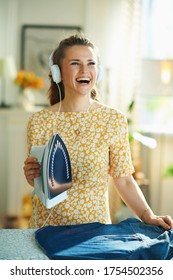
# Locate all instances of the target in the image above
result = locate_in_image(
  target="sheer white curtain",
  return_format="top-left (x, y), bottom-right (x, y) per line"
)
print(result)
top-left (107, 0), bottom-right (143, 222)
top-left (107, 0), bottom-right (142, 114)
top-left (85, 0), bottom-right (142, 114)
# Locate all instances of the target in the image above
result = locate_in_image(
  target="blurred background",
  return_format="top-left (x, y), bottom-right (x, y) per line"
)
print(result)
top-left (0, 0), bottom-right (173, 228)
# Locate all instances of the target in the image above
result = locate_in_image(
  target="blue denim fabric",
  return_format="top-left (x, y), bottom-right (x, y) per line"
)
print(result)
top-left (35, 218), bottom-right (173, 260)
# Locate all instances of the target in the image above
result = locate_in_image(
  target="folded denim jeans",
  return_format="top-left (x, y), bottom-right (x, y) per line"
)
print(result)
top-left (35, 218), bottom-right (173, 260)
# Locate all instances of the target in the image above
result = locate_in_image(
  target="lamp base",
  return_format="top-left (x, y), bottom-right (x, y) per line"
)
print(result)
top-left (0, 101), bottom-right (11, 108)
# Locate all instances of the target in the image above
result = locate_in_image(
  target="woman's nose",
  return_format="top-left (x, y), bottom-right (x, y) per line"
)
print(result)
top-left (80, 64), bottom-right (88, 73)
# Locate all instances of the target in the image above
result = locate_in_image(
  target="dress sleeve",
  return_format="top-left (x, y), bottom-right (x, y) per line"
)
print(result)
top-left (109, 112), bottom-right (135, 178)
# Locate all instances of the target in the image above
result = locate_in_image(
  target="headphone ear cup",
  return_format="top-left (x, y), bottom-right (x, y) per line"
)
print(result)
top-left (97, 64), bottom-right (103, 84)
top-left (51, 64), bottom-right (61, 84)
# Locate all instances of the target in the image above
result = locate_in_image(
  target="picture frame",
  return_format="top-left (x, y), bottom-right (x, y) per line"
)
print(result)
top-left (20, 24), bottom-right (82, 103)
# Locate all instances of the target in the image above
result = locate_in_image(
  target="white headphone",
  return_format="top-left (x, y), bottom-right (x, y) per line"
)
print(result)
top-left (49, 52), bottom-right (61, 84)
top-left (49, 52), bottom-right (103, 84)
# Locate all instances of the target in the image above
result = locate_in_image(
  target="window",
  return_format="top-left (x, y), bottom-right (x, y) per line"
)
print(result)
top-left (138, 0), bottom-right (173, 133)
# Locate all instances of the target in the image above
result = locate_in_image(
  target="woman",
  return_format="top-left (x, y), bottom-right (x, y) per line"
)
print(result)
top-left (24, 34), bottom-right (173, 229)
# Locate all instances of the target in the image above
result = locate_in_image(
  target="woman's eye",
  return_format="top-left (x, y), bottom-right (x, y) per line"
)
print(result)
top-left (89, 61), bottom-right (96, 66)
top-left (71, 62), bottom-right (79, 65)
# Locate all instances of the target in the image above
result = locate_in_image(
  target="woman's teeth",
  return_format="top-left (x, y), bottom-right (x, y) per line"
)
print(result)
top-left (76, 78), bottom-right (90, 83)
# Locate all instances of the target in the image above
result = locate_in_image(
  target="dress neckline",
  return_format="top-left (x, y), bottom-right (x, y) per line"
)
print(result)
top-left (43, 105), bottom-right (107, 115)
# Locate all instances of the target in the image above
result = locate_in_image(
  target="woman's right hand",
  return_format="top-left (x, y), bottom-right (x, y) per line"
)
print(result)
top-left (23, 157), bottom-right (41, 187)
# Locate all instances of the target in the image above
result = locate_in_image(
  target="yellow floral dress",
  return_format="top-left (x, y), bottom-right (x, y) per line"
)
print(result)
top-left (27, 105), bottom-right (134, 228)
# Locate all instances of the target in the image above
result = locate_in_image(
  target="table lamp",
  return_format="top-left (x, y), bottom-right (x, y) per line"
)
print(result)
top-left (0, 56), bottom-right (17, 108)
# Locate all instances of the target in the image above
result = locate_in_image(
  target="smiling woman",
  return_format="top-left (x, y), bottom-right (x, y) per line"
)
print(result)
top-left (59, 45), bottom-right (98, 102)
top-left (47, 34), bottom-right (101, 108)
top-left (23, 34), bottom-right (173, 232)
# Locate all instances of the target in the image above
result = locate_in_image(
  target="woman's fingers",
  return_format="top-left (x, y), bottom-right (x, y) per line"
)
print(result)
top-left (154, 215), bottom-right (173, 230)
top-left (162, 215), bottom-right (173, 229)
top-left (24, 156), bottom-right (38, 166)
top-left (23, 157), bottom-right (41, 186)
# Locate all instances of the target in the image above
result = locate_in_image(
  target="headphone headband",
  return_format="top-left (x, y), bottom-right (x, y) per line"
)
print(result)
top-left (49, 52), bottom-right (54, 68)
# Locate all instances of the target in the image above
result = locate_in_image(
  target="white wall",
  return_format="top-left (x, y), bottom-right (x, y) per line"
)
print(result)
top-left (18, 0), bottom-right (85, 26)
top-left (0, 0), bottom-right (125, 106)
top-left (0, 0), bottom-right (86, 57)
top-left (0, 0), bottom-right (19, 105)
top-left (0, 0), bottom-right (87, 105)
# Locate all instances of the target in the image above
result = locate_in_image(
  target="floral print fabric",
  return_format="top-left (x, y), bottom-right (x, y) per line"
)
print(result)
top-left (27, 106), bottom-right (134, 228)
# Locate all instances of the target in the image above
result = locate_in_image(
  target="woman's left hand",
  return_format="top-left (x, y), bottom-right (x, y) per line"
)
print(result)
top-left (143, 212), bottom-right (173, 230)
top-left (113, 175), bottom-right (173, 230)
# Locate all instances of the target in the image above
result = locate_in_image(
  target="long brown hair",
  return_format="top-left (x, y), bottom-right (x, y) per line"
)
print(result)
top-left (48, 34), bottom-right (100, 105)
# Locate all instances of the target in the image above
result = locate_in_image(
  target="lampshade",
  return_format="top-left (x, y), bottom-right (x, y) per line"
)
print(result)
top-left (0, 56), bottom-right (17, 108)
top-left (161, 61), bottom-right (172, 85)
top-left (0, 56), bottom-right (17, 79)
top-left (141, 59), bottom-right (173, 96)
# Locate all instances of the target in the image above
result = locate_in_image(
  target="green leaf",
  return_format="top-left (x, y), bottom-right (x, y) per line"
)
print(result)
top-left (163, 165), bottom-right (173, 178)
top-left (128, 100), bottom-right (135, 112)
